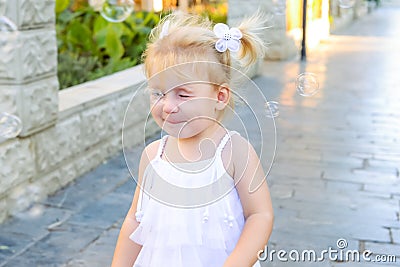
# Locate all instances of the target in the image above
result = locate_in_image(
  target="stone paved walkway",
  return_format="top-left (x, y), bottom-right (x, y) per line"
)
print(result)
top-left (1, 1), bottom-right (400, 266)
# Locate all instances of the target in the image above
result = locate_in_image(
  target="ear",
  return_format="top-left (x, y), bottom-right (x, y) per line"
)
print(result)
top-left (215, 83), bottom-right (230, 111)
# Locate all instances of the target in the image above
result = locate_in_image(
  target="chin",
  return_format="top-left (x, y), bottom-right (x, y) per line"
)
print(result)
top-left (163, 125), bottom-right (203, 139)
top-left (163, 129), bottom-right (194, 139)
top-left (156, 119), bottom-right (213, 139)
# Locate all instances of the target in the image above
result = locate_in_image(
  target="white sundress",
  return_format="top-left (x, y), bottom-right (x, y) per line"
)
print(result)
top-left (130, 132), bottom-right (261, 267)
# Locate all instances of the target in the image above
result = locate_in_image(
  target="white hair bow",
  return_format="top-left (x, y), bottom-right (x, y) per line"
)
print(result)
top-left (213, 23), bottom-right (242, 52)
top-left (159, 20), bottom-right (170, 39)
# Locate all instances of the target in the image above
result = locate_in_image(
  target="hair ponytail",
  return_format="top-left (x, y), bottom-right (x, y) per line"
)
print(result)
top-left (143, 11), bottom-right (269, 82)
top-left (235, 12), bottom-right (269, 67)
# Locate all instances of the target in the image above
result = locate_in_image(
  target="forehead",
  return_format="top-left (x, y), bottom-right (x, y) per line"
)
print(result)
top-left (147, 63), bottom-right (213, 90)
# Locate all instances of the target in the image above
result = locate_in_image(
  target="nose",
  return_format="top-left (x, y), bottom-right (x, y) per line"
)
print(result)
top-left (162, 94), bottom-right (179, 114)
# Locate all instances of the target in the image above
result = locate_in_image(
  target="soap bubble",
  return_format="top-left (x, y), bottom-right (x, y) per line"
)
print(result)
top-left (0, 112), bottom-right (22, 139)
top-left (338, 0), bottom-right (356, 8)
top-left (265, 101), bottom-right (279, 118)
top-left (295, 72), bottom-right (319, 97)
top-left (0, 15), bottom-right (17, 32)
top-left (100, 0), bottom-right (134, 23)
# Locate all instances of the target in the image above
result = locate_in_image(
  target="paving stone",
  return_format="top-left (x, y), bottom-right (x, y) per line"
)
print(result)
top-left (270, 184), bottom-right (294, 199)
top-left (349, 152), bottom-right (374, 160)
top-left (67, 191), bottom-right (132, 230)
top-left (322, 169), bottom-right (398, 185)
top-left (365, 242), bottom-right (400, 266)
top-left (0, 233), bottom-right (29, 260)
top-left (358, 189), bottom-right (393, 199)
top-left (330, 261), bottom-right (399, 267)
top-left (269, 229), bottom-right (358, 250)
top-left (270, 162), bottom-right (322, 180)
top-left (266, 261), bottom-right (332, 267)
top-left (62, 228), bottom-right (120, 267)
top-left (2, 223), bottom-right (101, 267)
top-left (373, 152), bottom-right (400, 162)
top-left (41, 155), bottom-right (131, 211)
top-left (267, 230), bottom-right (365, 266)
top-left (364, 241), bottom-right (400, 258)
top-left (363, 183), bottom-right (400, 195)
top-left (325, 180), bottom-right (363, 193)
top-left (391, 228), bottom-right (400, 245)
top-left (0, 204), bottom-right (71, 261)
top-left (268, 175), bottom-right (325, 189)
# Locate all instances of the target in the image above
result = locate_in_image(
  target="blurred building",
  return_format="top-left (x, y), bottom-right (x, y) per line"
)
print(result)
top-left (138, 0), bottom-right (368, 60)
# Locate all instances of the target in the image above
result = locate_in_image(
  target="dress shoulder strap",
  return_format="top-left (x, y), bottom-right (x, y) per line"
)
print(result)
top-left (216, 130), bottom-right (239, 156)
top-left (156, 135), bottom-right (169, 158)
top-left (136, 136), bottom-right (169, 222)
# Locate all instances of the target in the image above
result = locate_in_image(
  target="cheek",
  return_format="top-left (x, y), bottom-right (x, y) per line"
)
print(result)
top-left (150, 102), bottom-right (162, 119)
top-left (183, 98), bottom-right (216, 114)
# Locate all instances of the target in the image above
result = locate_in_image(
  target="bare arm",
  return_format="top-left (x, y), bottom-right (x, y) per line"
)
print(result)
top-left (223, 136), bottom-right (274, 267)
top-left (111, 185), bottom-right (142, 267)
top-left (111, 141), bottom-right (159, 267)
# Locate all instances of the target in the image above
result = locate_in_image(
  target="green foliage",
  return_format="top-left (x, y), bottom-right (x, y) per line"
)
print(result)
top-left (190, 2), bottom-right (228, 24)
top-left (55, 0), bottom-right (70, 14)
top-left (56, 6), bottom-right (161, 89)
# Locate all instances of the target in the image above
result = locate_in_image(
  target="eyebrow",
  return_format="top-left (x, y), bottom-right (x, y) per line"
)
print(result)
top-left (160, 86), bottom-right (194, 94)
top-left (147, 83), bottom-right (196, 94)
top-left (175, 86), bottom-right (193, 93)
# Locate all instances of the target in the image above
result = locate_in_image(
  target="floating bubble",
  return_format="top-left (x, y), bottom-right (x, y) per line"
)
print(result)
top-left (295, 72), bottom-right (319, 97)
top-left (338, 0), bottom-right (356, 8)
top-left (265, 101), bottom-right (279, 118)
top-left (0, 15), bottom-right (17, 32)
top-left (0, 112), bottom-right (22, 139)
top-left (100, 0), bottom-right (134, 23)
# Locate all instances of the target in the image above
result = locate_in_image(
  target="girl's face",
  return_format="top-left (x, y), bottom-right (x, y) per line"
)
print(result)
top-left (148, 69), bottom-right (224, 139)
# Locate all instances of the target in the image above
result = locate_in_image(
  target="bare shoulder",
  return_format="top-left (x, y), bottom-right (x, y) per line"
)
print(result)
top-left (231, 133), bottom-right (251, 149)
top-left (231, 133), bottom-right (255, 159)
top-left (136, 139), bottom-right (161, 182)
top-left (221, 133), bottom-right (256, 178)
top-left (229, 133), bottom-right (261, 180)
top-left (140, 139), bottom-right (161, 165)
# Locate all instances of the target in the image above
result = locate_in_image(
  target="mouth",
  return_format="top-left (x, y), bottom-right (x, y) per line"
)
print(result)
top-left (163, 118), bottom-right (184, 125)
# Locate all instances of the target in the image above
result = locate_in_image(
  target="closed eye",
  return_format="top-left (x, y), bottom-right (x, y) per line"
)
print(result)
top-left (153, 92), bottom-right (164, 97)
top-left (149, 89), bottom-right (164, 98)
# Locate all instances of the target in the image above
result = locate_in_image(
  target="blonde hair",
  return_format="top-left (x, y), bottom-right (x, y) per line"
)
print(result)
top-left (142, 11), bottom-right (268, 110)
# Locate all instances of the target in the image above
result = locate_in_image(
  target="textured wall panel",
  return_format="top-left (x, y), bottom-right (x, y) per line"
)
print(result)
top-left (34, 114), bottom-right (81, 172)
top-left (0, 138), bottom-right (35, 197)
top-left (0, 86), bottom-right (17, 115)
top-left (3, 0), bottom-right (55, 30)
top-left (0, 30), bottom-right (57, 83)
top-left (80, 103), bottom-right (119, 149)
top-left (18, 76), bottom-right (59, 136)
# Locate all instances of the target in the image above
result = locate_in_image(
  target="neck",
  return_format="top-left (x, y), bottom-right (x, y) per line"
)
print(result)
top-left (177, 123), bottom-right (223, 146)
top-left (170, 124), bottom-right (225, 162)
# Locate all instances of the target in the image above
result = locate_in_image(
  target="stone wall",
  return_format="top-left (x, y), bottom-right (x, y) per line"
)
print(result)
top-left (0, 1), bottom-right (159, 223)
top-left (0, 0), bottom-right (59, 136)
top-left (0, 0), bottom-right (55, 222)
top-left (0, 64), bottom-right (158, 223)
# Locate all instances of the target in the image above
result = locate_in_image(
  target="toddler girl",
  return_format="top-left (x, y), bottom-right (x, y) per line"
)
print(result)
top-left (112, 12), bottom-right (273, 267)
